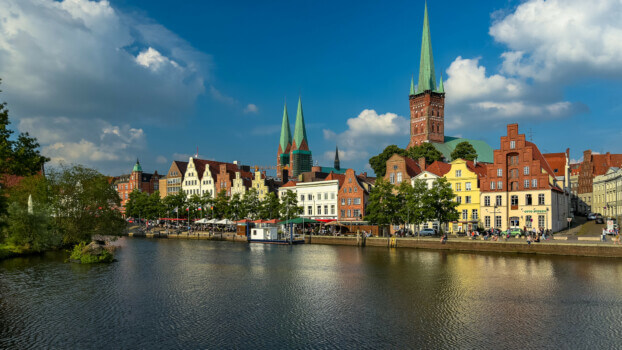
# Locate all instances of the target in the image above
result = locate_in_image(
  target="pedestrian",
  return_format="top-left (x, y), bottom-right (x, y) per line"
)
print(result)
top-left (602, 228), bottom-right (607, 242)
top-left (526, 235), bottom-right (532, 245)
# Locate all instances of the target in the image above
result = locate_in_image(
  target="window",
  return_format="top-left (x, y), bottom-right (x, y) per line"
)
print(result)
top-left (456, 170), bottom-right (462, 177)
top-left (343, 188), bottom-right (347, 193)
top-left (348, 210), bottom-right (352, 217)
top-left (354, 198), bottom-right (361, 205)
top-left (511, 195), bottom-right (518, 206)
top-left (456, 183), bottom-right (462, 192)
top-left (341, 210), bottom-right (345, 218)
top-left (308, 194), bottom-right (312, 200)
top-left (341, 198), bottom-right (345, 205)
top-left (397, 172), bottom-right (403, 183)
top-left (456, 196), bottom-right (462, 204)
top-left (390, 173), bottom-right (395, 184)
top-left (538, 194), bottom-right (545, 205)
top-left (347, 198), bottom-right (351, 205)
top-left (393, 165), bottom-right (398, 170)
top-left (331, 205), bottom-right (335, 215)
top-left (524, 180), bottom-right (530, 189)
top-left (532, 179), bottom-right (538, 188)
top-left (510, 169), bottom-right (518, 178)
top-left (465, 196), bottom-right (471, 204)
top-left (465, 182), bottom-right (471, 191)
top-left (497, 181), bottom-right (503, 190)
top-left (462, 210), bottom-right (468, 220)
top-left (524, 166), bottom-right (530, 175)
top-left (496, 195), bottom-right (502, 206)
top-left (324, 205), bottom-right (328, 215)
top-left (472, 209), bottom-right (478, 220)
top-left (354, 187), bottom-right (357, 192)
top-left (348, 178), bottom-right (352, 183)
top-left (485, 216), bottom-right (491, 228)
top-left (538, 215), bottom-right (545, 228)
top-left (317, 205), bottom-right (321, 215)
top-left (510, 140), bottom-right (516, 149)
top-left (484, 196), bottom-right (490, 206)
top-left (331, 193), bottom-right (335, 199)
top-left (308, 206), bottom-right (312, 215)
top-left (526, 194), bottom-right (532, 205)
top-left (301, 195), bottom-right (304, 202)
top-left (348, 188), bottom-right (352, 193)
top-left (526, 215), bottom-right (532, 228)
top-left (497, 169), bottom-right (503, 177)
top-left (491, 182), bottom-right (496, 190)
top-left (495, 216), bottom-right (502, 228)
top-left (353, 209), bottom-right (360, 218)
top-left (511, 182), bottom-right (518, 191)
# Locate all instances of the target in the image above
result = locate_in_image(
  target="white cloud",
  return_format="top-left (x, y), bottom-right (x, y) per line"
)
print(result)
top-left (442, 0), bottom-right (622, 131)
top-left (19, 116), bottom-right (147, 173)
top-left (135, 47), bottom-right (179, 71)
top-left (244, 103), bottom-right (259, 114)
top-left (209, 85), bottom-right (236, 105)
top-left (323, 109), bottom-right (409, 162)
top-left (156, 155), bottom-right (167, 164)
top-left (490, 0), bottom-right (622, 81)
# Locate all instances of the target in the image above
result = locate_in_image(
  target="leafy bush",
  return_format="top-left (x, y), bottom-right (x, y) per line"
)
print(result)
top-left (69, 242), bottom-right (114, 264)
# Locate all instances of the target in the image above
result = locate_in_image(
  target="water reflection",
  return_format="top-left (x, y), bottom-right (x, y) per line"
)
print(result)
top-left (1, 239), bottom-right (622, 349)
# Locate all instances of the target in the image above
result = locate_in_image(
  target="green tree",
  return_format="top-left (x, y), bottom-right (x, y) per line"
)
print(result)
top-left (405, 143), bottom-right (443, 164)
top-left (163, 191), bottom-right (187, 218)
top-left (365, 177), bottom-right (400, 236)
top-left (279, 190), bottom-right (302, 220)
top-left (47, 165), bottom-right (125, 245)
top-left (227, 193), bottom-right (245, 220)
top-left (259, 192), bottom-right (281, 220)
top-left (397, 179), bottom-right (430, 231)
top-left (450, 141), bottom-right (478, 161)
top-left (368, 145), bottom-right (406, 177)
top-left (0, 79), bottom-right (48, 178)
top-left (424, 177), bottom-right (459, 232)
top-left (124, 189), bottom-right (148, 219)
top-left (212, 190), bottom-right (229, 219)
top-left (243, 188), bottom-right (261, 219)
top-left (5, 201), bottom-right (56, 252)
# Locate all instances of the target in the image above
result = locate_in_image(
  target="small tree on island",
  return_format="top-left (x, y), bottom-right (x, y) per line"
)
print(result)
top-left (450, 141), bottom-right (478, 161)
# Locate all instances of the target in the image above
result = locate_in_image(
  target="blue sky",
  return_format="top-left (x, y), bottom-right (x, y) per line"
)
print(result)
top-left (1, 0), bottom-right (622, 176)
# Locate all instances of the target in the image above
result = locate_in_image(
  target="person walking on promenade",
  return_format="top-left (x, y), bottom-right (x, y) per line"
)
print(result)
top-left (602, 228), bottom-right (607, 242)
top-left (613, 234), bottom-right (620, 245)
top-left (526, 235), bottom-right (532, 245)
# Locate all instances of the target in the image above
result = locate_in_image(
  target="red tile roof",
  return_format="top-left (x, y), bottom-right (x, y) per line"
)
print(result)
top-left (465, 160), bottom-right (488, 178)
top-left (425, 161), bottom-right (451, 177)
top-left (543, 153), bottom-right (566, 175)
top-left (526, 141), bottom-right (556, 178)
top-left (403, 156), bottom-right (423, 177)
top-left (591, 153), bottom-right (622, 177)
top-left (281, 180), bottom-right (298, 188)
top-left (325, 172), bottom-right (346, 187)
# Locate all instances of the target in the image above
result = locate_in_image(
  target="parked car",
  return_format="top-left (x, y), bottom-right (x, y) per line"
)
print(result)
top-left (596, 216), bottom-right (604, 224)
top-left (587, 213), bottom-right (596, 220)
top-left (502, 228), bottom-right (524, 237)
top-left (418, 228), bottom-right (437, 236)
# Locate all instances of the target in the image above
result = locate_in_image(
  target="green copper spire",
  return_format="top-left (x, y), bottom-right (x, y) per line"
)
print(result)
top-left (293, 96), bottom-right (308, 148)
top-left (410, 74), bottom-right (415, 95)
top-left (133, 158), bottom-right (142, 172)
top-left (417, 1), bottom-right (436, 93)
top-left (437, 73), bottom-right (444, 93)
top-left (279, 102), bottom-right (292, 152)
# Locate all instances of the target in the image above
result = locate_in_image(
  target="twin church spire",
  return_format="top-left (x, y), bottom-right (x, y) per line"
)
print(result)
top-left (277, 96), bottom-right (312, 177)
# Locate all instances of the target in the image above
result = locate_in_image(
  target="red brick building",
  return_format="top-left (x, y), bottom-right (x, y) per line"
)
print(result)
top-left (577, 150), bottom-right (622, 213)
top-left (338, 169), bottom-right (369, 221)
top-left (384, 154), bottom-right (424, 186)
top-left (114, 159), bottom-right (162, 214)
top-left (480, 124), bottom-right (569, 232)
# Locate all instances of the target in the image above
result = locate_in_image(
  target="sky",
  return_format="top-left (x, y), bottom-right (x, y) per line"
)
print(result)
top-left (1, 0), bottom-right (622, 176)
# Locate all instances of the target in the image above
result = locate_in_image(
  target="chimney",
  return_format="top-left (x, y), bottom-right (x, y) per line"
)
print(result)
top-left (474, 157), bottom-right (478, 166)
top-left (583, 150), bottom-right (591, 163)
top-left (418, 157), bottom-right (426, 170)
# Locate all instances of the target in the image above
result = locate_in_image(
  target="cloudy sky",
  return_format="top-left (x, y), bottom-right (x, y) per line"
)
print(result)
top-left (1, 0), bottom-right (621, 175)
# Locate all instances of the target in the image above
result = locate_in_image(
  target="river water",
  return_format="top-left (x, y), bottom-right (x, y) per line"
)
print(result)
top-left (1, 238), bottom-right (621, 349)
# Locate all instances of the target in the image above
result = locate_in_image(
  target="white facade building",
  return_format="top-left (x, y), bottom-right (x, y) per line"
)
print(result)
top-left (182, 157), bottom-right (203, 198)
top-left (295, 180), bottom-right (339, 220)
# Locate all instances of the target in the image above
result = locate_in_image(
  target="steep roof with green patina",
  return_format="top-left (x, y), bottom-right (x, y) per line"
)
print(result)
top-left (293, 96), bottom-right (308, 148)
top-left (417, 1), bottom-right (436, 93)
top-left (431, 137), bottom-right (494, 163)
top-left (133, 158), bottom-right (142, 172)
top-left (438, 73), bottom-right (444, 93)
top-left (279, 102), bottom-right (292, 152)
top-left (410, 75), bottom-right (415, 95)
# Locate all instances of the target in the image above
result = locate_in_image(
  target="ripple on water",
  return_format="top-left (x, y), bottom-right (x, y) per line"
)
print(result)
top-left (1, 240), bottom-right (622, 349)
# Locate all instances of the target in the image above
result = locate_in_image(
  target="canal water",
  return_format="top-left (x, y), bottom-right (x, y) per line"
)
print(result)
top-left (1, 238), bottom-right (622, 349)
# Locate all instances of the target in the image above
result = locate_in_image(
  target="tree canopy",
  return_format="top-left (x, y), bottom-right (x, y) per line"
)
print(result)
top-left (450, 141), bottom-right (478, 161)
top-left (405, 143), bottom-right (443, 164)
top-left (369, 143), bottom-right (444, 177)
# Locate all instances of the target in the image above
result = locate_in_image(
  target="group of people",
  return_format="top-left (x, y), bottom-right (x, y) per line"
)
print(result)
top-left (601, 227), bottom-right (620, 244)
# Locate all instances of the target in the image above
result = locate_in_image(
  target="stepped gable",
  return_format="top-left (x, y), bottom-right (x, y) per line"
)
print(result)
top-left (325, 171), bottom-right (346, 187)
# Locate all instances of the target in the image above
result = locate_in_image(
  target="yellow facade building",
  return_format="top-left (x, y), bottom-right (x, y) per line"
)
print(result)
top-left (444, 159), bottom-right (487, 233)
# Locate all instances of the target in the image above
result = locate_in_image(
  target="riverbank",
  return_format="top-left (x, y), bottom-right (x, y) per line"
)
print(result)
top-left (127, 229), bottom-right (622, 259)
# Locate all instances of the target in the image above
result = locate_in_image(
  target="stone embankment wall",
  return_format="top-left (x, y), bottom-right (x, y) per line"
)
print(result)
top-left (305, 236), bottom-right (622, 258)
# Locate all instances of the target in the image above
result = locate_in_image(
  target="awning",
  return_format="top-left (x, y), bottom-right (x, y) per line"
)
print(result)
top-left (315, 219), bottom-right (336, 223)
top-left (278, 217), bottom-right (320, 225)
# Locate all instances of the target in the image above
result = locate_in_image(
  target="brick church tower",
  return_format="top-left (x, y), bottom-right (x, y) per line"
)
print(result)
top-left (407, 2), bottom-right (445, 149)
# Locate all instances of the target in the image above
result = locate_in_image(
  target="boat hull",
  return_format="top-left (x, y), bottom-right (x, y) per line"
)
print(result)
top-left (249, 239), bottom-right (305, 245)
